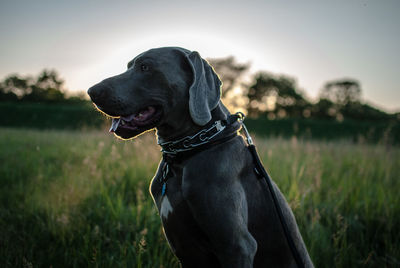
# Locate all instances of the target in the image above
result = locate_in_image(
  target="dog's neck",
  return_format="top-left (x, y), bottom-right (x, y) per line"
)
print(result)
top-left (156, 102), bottom-right (229, 144)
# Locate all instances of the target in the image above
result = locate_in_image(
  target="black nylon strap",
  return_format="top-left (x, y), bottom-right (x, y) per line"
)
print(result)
top-left (162, 131), bottom-right (239, 164)
top-left (248, 144), bottom-right (305, 268)
top-left (160, 113), bottom-right (241, 158)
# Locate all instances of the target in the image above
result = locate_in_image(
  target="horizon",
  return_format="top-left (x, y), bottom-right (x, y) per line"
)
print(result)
top-left (0, 0), bottom-right (399, 113)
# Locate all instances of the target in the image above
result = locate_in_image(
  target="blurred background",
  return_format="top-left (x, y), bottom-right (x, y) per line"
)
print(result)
top-left (1, 0), bottom-right (399, 267)
top-left (0, 1), bottom-right (400, 142)
top-left (0, 0), bottom-right (399, 142)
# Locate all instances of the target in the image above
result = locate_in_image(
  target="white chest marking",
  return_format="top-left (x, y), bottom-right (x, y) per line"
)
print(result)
top-left (160, 196), bottom-right (173, 220)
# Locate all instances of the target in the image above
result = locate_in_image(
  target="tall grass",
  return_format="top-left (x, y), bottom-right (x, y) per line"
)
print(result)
top-left (0, 128), bottom-right (399, 267)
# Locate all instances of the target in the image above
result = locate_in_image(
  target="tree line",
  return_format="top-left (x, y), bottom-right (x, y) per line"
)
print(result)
top-left (0, 69), bottom-right (85, 103)
top-left (0, 63), bottom-right (398, 122)
top-left (208, 56), bottom-right (398, 122)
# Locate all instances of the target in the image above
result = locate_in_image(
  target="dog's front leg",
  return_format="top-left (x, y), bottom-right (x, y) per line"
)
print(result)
top-left (182, 178), bottom-right (257, 268)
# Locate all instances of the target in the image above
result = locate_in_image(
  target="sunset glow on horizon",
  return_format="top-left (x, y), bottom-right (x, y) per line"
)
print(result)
top-left (1, 0), bottom-right (399, 112)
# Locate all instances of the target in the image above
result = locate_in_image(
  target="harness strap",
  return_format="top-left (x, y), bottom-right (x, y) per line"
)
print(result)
top-left (241, 123), bottom-right (305, 268)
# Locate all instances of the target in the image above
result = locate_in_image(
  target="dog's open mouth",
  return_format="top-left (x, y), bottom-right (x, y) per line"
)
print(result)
top-left (108, 106), bottom-right (163, 138)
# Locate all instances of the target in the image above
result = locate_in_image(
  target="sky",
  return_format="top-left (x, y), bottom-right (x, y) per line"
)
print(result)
top-left (0, 0), bottom-right (399, 112)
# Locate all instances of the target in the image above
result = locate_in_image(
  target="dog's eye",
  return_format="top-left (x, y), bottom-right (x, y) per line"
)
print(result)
top-left (141, 64), bottom-right (149, 71)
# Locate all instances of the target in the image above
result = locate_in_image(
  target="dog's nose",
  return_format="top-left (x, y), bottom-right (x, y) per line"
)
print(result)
top-left (87, 83), bottom-right (107, 102)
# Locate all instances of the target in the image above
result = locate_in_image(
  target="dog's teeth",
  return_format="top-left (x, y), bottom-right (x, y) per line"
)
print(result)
top-left (121, 120), bottom-right (126, 125)
top-left (138, 112), bottom-right (143, 118)
top-left (109, 118), bottom-right (121, 132)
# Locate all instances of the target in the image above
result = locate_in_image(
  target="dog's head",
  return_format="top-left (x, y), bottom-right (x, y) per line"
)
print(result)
top-left (87, 47), bottom-right (222, 140)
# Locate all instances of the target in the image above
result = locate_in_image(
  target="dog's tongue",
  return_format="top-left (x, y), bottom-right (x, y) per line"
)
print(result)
top-left (129, 106), bottom-right (156, 123)
top-left (109, 106), bottom-right (156, 133)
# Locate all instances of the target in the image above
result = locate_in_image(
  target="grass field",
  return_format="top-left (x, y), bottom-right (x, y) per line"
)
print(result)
top-left (0, 127), bottom-right (399, 267)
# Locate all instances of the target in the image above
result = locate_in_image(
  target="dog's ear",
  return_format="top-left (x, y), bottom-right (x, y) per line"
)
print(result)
top-left (186, 51), bottom-right (222, 126)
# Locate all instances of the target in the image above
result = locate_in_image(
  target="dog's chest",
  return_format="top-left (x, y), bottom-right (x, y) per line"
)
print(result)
top-left (160, 195), bottom-right (174, 220)
top-left (151, 166), bottom-right (187, 223)
top-left (150, 164), bottom-right (211, 256)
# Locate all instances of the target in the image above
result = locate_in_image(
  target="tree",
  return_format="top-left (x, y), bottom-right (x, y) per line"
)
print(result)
top-left (320, 78), bottom-right (361, 106)
top-left (207, 56), bottom-right (250, 98)
top-left (1, 75), bottom-right (31, 98)
top-left (24, 69), bottom-right (65, 101)
top-left (0, 85), bottom-right (18, 101)
top-left (311, 98), bottom-right (336, 119)
top-left (318, 78), bottom-right (363, 121)
top-left (207, 56), bottom-right (250, 112)
top-left (246, 72), bottom-right (309, 118)
top-left (0, 69), bottom-right (66, 102)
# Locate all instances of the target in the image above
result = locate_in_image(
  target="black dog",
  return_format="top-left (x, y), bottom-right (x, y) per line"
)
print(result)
top-left (88, 47), bottom-right (313, 267)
